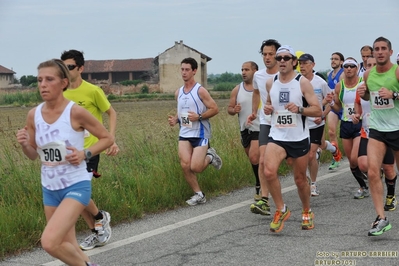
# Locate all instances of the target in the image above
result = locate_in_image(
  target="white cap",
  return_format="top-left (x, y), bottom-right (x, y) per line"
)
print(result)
top-left (343, 59), bottom-right (358, 67)
top-left (276, 45), bottom-right (296, 57)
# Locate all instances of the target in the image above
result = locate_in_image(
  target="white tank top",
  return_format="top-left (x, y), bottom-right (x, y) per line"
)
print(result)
top-left (253, 69), bottom-right (278, 125)
top-left (177, 83), bottom-right (211, 139)
top-left (339, 78), bottom-right (363, 122)
top-left (236, 82), bottom-right (260, 131)
top-left (308, 74), bottom-right (330, 129)
top-left (35, 101), bottom-right (92, 190)
top-left (269, 74), bottom-right (309, 141)
top-left (358, 81), bottom-right (371, 136)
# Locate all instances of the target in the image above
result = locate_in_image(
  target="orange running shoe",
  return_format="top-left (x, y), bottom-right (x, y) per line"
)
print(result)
top-left (302, 209), bottom-right (315, 230)
top-left (331, 141), bottom-right (342, 162)
top-left (270, 207), bottom-right (291, 233)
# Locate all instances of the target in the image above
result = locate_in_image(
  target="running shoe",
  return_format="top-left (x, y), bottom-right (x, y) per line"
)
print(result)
top-left (354, 188), bottom-right (370, 199)
top-left (301, 209), bottom-right (315, 230)
top-left (186, 193), bottom-right (206, 206)
top-left (96, 210), bottom-right (112, 245)
top-left (86, 263), bottom-right (100, 266)
top-left (331, 141), bottom-right (342, 162)
top-left (250, 199), bottom-right (271, 215)
top-left (80, 233), bottom-right (100, 251)
top-left (311, 184), bottom-right (319, 197)
top-left (368, 215), bottom-right (392, 236)
top-left (207, 147), bottom-right (222, 170)
top-left (384, 196), bottom-right (397, 211)
top-left (270, 207), bottom-right (291, 233)
top-left (328, 159), bottom-right (340, 170)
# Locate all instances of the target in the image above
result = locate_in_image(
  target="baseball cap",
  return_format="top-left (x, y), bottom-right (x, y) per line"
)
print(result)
top-left (298, 53), bottom-right (315, 62)
top-left (276, 45), bottom-right (296, 57)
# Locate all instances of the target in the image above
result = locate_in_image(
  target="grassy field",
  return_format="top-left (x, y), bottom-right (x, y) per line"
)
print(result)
top-left (0, 99), bottom-right (288, 259)
top-left (0, 98), bottom-right (338, 260)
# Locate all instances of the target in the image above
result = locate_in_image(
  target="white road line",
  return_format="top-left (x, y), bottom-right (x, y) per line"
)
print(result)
top-left (42, 161), bottom-right (350, 266)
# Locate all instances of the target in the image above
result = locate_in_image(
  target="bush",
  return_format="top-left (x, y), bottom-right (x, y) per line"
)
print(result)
top-left (107, 94), bottom-right (117, 100)
top-left (120, 80), bottom-right (143, 86)
top-left (213, 82), bottom-right (236, 91)
top-left (141, 85), bottom-right (149, 94)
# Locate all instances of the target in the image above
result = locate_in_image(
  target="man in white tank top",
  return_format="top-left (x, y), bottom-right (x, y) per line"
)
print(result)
top-left (246, 39), bottom-right (281, 216)
top-left (168, 57), bottom-right (222, 206)
top-left (228, 61), bottom-right (260, 201)
top-left (263, 45), bottom-right (322, 233)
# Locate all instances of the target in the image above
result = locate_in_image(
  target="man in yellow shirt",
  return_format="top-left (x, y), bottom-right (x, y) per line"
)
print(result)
top-left (62, 50), bottom-right (119, 250)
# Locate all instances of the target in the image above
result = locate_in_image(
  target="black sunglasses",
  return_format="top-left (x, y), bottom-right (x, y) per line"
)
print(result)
top-left (67, 64), bottom-right (78, 71)
top-left (343, 64), bottom-right (357, 69)
top-left (276, 56), bottom-right (293, 62)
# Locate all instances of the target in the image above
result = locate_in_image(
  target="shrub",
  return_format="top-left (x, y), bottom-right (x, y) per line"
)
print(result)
top-left (120, 80), bottom-right (144, 86)
top-left (107, 94), bottom-right (117, 100)
top-left (141, 85), bottom-right (149, 94)
top-left (213, 82), bottom-right (236, 91)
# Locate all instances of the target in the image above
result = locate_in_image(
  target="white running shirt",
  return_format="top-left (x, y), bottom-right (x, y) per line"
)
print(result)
top-left (236, 82), bottom-right (260, 131)
top-left (177, 83), bottom-right (211, 139)
top-left (253, 69), bottom-right (278, 125)
top-left (308, 74), bottom-right (330, 129)
top-left (35, 101), bottom-right (92, 190)
top-left (269, 74), bottom-right (309, 141)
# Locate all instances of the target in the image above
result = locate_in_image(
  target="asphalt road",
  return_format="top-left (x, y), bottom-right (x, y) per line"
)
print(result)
top-left (2, 159), bottom-right (399, 266)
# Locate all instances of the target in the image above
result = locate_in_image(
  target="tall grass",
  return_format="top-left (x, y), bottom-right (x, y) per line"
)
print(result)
top-left (0, 99), bottom-right (342, 260)
top-left (0, 90), bottom-right (41, 106)
top-left (0, 100), bottom-right (255, 259)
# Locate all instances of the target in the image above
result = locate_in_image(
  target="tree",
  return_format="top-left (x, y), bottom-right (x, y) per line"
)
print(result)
top-left (20, 75), bottom-right (37, 87)
top-left (208, 72), bottom-right (241, 84)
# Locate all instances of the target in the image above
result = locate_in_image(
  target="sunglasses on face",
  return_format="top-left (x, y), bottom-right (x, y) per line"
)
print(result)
top-left (67, 64), bottom-right (78, 71)
top-left (276, 56), bottom-right (293, 62)
top-left (343, 64), bottom-right (357, 69)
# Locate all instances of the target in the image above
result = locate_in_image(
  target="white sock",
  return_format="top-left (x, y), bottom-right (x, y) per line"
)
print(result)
top-left (281, 204), bottom-right (286, 212)
top-left (207, 154), bottom-right (213, 164)
top-left (325, 140), bottom-right (336, 153)
top-left (196, 191), bottom-right (204, 197)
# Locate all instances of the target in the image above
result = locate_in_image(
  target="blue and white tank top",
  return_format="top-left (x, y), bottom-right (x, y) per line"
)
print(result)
top-left (328, 68), bottom-right (344, 90)
top-left (177, 83), bottom-right (211, 139)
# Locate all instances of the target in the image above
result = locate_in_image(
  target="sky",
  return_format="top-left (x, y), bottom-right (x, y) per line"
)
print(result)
top-left (1, 0), bottom-right (399, 78)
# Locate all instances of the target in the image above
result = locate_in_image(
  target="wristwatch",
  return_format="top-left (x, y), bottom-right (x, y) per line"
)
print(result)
top-left (297, 106), bottom-right (304, 114)
top-left (198, 114), bottom-right (203, 121)
top-left (393, 92), bottom-right (398, 100)
top-left (84, 149), bottom-right (92, 162)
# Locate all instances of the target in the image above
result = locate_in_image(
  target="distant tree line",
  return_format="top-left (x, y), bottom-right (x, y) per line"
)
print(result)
top-left (19, 75), bottom-right (37, 87)
top-left (207, 72), bottom-right (242, 85)
top-left (208, 72), bottom-right (241, 91)
top-left (208, 70), bottom-right (329, 91)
